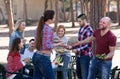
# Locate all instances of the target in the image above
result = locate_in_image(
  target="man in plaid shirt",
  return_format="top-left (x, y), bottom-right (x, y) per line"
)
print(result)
top-left (72, 14), bottom-right (93, 79)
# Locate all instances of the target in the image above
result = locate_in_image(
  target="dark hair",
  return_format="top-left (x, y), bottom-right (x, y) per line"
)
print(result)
top-left (29, 38), bottom-right (35, 43)
top-left (77, 14), bottom-right (87, 20)
top-left (35, 10), bottom-right (55, 50)
top-left (10, 38), bottom-right (21, 52)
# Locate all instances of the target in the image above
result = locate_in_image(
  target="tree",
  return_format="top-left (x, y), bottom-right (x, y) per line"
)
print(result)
top-left (4, 0), bottom-right (14, 36)
top-left (44, 0), bottom-right (48, 12)
top-left (117, 0), bottom-right (120, 25)
top-left (90, 0), bottom-right (105, 30)
top-left (0, 8), bottom-right (5, 24)
top-left (50, 0), bottom-right (53, 9)
top-left (54, 0), bottom-right (59, 31)
top-left (70, 0), bottom-right (75, 27)
top-left (23, 0), bottom-right (28, 22)
top-left (90, 0), bottom-right (105, 54)
top-left (62, 0), bottom-right (66, 21)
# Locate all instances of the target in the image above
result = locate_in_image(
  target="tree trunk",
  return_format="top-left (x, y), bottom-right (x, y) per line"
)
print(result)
top-left (50, 0), bottom-right (53, 9)
top-left (90, 0), bottom-right (105, 54)
top-left (4, 0), bottom-right (14, 36)
top-left (107, 0), bottom-right (110, 16)
top-left (24, 0), bottom-right (28, 22)
top-left (117, 0), bottom-right (120, 25)
top-left (90, 0), bottom-right (105, 30)
top-left (54, 0), bottom-right (58, 32)
top-left (70, 0), bottom-right (75, 27)
top-left (84, 1), bottom-right (90, 22)
top-left (0, 8), bottom-right (5, 24)
top-left (80, 0), bottom-right (84, 13)
top-left (62, 0), bottom-right (66, 21)
top-left (44, 0), bottom-right (48, 12)
top-left (75, 0), bottom-right (78, 21)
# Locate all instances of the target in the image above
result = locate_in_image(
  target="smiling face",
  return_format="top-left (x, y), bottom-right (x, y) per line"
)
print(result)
top-left (58, 28), bottom-right (65, 38)
top-left (99, 17), bottom-right (111, 30)
top-left (29, 40), bottom-right (35, 50)
top-left (56, 25), bottom-right (65, 38)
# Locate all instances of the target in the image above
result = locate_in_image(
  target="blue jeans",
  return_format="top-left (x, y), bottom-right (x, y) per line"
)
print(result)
top-left (61, 55), bottom-right (70, 79)
top-left (32, 52), bottom-right (55, 79)
top-left (87, 57), bottom-right (112, 79)
top-left (76, 55), bottom-right (91, 79)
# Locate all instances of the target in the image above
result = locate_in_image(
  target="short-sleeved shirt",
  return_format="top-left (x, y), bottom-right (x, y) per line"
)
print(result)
top-left (93, 29), bottom-right (116, 58)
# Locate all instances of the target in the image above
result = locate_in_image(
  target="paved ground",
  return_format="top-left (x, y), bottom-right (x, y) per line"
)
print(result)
top-left (0, 22), bottom-right (120, 68)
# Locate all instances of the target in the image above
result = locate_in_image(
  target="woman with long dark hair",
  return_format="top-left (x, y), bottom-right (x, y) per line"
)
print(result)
top-left (32, 10), bottom-right (55, 79)
top-left (7, 38), bottom-right (32, 79)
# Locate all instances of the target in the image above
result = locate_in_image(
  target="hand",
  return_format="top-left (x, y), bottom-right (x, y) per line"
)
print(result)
top-left (72, 41), bottom-right (80, 47)
top-left (66, 45), bottom-right (72, 50)
top-left (59, 43), bottom-right (65, 47)
top-left (22, 39), bottom-right (26, 44)
top-left (72, 49), bottom-right (77, 53)
top-left (23, 58), bottom-right (30, 63)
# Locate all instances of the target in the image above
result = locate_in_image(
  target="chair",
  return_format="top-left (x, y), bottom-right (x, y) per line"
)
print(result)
top-left (69, 56), bottom-right (77, 79)
top-left (53, 66), bottom-right (72, 79)
top-left (110, 66), bottom-right (120, 79)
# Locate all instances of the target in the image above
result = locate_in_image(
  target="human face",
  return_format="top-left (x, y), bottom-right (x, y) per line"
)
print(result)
top-left (99, 19), bottom-right (108, 30)
top-left (19, 39), bottom-right (24, 49)
top-left (19, 22), bottom-right (26, 32)
top-left (29, 41), bottom-right (35, 50)
top-left (77, 18), bottom-right (85, 27)
top-left (48, 15), bottom-right (55, 24)
top-left (58, 28), bottom-right (65, 38)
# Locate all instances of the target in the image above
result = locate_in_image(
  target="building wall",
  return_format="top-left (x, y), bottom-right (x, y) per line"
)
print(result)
top-left (0, 0), bottom-right (55, 21)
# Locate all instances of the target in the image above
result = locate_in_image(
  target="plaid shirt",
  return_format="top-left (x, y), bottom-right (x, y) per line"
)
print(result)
top-left (42, 24), bottom-right (54, 51)
top-left (76, 25), bottom-right (93, 57)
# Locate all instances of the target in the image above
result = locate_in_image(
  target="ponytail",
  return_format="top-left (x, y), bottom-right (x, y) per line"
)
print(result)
top-left (35, 10), bottom-right (55, 51)
top-left (35, 16), bottom-right (44, 50)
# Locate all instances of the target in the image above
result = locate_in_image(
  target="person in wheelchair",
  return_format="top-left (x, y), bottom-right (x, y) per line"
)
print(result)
top-left (6, 38), bottom-right (32, 79)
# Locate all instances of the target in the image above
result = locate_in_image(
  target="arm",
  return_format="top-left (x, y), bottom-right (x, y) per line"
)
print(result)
top-left (72, 35), bottom-right (95, 47)
top-left (105, 46), bottom-right (115, 59)
top-left (105, 33), bottom-right (116, 59)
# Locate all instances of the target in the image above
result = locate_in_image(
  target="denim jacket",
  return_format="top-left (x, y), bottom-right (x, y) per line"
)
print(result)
top-left (9, 30), bottom-right (22, 49)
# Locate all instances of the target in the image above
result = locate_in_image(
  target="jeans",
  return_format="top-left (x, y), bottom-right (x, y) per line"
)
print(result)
top-left (32, 52), bottom-right (55, 79)
top-left (61, 55), bottom-right (70, 79)
top-left (76, 55), bottom-right (91, 79)
top-left (87, 57), bottom-right (112, 79)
